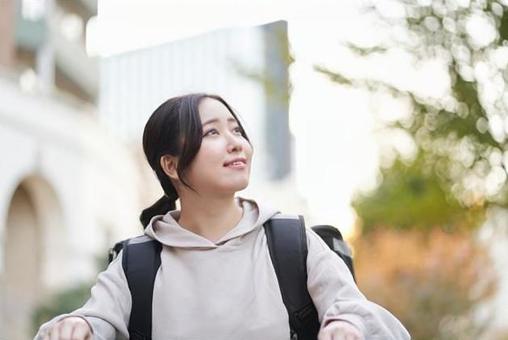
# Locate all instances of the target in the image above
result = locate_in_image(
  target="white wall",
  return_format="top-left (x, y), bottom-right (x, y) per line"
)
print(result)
top-left (0, 77), bottom-right (140, 288)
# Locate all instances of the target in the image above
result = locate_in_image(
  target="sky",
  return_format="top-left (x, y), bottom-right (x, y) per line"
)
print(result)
top-left (87, 0), bottom-right (425, 236)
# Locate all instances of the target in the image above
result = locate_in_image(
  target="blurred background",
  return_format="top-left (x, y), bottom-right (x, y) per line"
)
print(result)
top-left (1, 0), bottom-right (508, 339)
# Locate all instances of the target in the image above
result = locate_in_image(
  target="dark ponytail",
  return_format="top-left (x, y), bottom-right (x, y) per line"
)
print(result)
top-left (139, 195), bottom-right (175, 228)
top-left (139, 93), bottom-right (250, 228)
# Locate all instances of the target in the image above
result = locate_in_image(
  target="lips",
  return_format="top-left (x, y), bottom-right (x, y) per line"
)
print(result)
top-left (224, 157), bottom-right (247, 167)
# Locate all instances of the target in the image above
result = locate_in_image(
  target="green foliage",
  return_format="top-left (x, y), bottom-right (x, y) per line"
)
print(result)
top-left (326, 1), bottom-right (506, 336)
top-left (316, 0), bottom-right (508, 232)
top-left (352, 154), bottom-right (484, 233)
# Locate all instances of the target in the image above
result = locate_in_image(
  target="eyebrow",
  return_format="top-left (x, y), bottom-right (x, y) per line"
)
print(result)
top-left (202, 117), bottom-right (238, 126)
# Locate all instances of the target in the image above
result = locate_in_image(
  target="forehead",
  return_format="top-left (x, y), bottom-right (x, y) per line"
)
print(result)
top-left (198, 97), bottom-right (235, 123)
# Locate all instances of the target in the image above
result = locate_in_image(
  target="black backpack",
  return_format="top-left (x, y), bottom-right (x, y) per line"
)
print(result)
top-left (108, 214), bottom-right (355, 340)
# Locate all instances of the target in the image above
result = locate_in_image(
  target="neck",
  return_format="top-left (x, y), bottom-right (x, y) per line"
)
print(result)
top-left (177, 192), bottom-right (243, 242)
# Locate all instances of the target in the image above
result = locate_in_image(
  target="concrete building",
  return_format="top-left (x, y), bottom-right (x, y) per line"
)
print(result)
top-left (0, 1), bottom-right (141, 339)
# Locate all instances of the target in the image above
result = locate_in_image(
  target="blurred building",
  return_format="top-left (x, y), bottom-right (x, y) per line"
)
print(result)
top-left (0, 2), bottom-right (305, 339)
top-left (0, 1), bottom-right (141, 339)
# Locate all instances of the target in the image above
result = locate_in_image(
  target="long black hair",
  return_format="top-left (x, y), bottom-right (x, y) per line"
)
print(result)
top-left (139, 93), bottom-right (250, 228)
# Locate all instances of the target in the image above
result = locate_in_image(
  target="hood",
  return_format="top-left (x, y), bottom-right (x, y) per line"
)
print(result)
top-left (144, 196), bottom-right (279, 249)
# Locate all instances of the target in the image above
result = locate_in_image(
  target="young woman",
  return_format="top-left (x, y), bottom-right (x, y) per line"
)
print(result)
top-left (35, 93), bottom-right (410, 340)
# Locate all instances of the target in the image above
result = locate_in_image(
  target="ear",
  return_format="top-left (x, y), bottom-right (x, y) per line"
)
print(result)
top-left (160, 155), bottom-right (179, 181)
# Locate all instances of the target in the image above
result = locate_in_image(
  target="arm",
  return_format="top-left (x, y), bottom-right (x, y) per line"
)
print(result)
top-left (305, 228), bottom-right (410, 340)
top-left (34, 251), bottom-right (131, 340)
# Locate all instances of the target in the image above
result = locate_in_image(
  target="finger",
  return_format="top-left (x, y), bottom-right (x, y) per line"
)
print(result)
top-left (71, 323), bottom-right (91, 340)
top-left (344, 326), bottom-right (362, 340)
top-left (48, 324), bottom-right (61, 340)
top-left (318, 329), bottom-right (331, 340)
top-left (59, 319), bottom-right (75, 339)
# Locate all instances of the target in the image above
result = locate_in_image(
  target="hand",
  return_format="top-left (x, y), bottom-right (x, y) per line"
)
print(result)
top-left (318, 320), bottom-right (364, 340)
top-left (43, 316), bottom-right (92, 340)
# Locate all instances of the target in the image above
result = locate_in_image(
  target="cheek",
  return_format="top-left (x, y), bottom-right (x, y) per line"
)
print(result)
top-left (195, 142), bottom-right (224, 163)
top-left (246, 145), bottom-right (254, 164)
top-left (243, 140), bottom-right (253, 158)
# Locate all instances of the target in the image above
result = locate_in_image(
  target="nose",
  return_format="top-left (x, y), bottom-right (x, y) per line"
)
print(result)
top-left (226, 132), bottom-right (243, 153)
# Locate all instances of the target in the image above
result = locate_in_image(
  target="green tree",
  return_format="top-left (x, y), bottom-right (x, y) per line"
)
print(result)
top-left (314, 1), bottom-right (506, 338)
top-left (318, 0), bottom-right (508, 232)
top-left (353, 153), bottom-right (484, 232)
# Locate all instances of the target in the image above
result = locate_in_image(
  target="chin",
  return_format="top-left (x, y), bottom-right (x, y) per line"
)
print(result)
top-left (220, 179), bottom-right (250, 193)
top-left (237, 181), bottom-right (249, 191)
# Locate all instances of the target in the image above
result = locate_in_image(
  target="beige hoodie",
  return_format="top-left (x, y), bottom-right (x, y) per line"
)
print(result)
top-left (35, 197), bottom-right (410, 340)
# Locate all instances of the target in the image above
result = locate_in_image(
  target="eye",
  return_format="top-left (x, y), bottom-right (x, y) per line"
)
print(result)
top-left (233, 126), bottom-right (243, 135)
top-left (203, 128), bottom-right (219, 137)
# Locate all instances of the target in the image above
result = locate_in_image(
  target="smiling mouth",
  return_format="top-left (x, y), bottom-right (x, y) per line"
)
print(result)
top-left (223, 158), bottom-right (247, 167)
top-left (224, 160), bottom-right (247, 169)
top-left (226, 161), bottom-right (244, 166)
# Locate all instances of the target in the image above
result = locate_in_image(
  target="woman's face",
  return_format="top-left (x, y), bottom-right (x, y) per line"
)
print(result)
top-left (183, 97), bottom-right (253, 196)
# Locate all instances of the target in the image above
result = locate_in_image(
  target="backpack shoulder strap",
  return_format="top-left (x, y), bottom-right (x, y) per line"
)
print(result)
top-left (112, 235), bottom-right (162, 340)
top-left (263, 214), bottom-right (320, 340)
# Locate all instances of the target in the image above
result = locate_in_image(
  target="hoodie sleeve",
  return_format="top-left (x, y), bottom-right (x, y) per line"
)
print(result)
top-left (305, 228), bottom-right (410, 340)
top-left (33, 251), bottom-right (131, 340)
